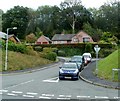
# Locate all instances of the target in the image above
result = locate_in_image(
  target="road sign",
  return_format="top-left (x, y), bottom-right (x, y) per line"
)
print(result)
top-left (94, 45), bottom-right (101, 53)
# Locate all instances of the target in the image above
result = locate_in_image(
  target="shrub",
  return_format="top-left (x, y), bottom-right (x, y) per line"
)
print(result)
top-left (39, 52), bottom-right (57, 61)
top-left (58, 50), bottom-right (66, 57)
top-left (85, 43), bottom-right (92, 53)
top-left (26, 46), bottom-right (38, 56)
top-left (43, 47), bottom-right (58, 53)
top-left (34, 46), bottom-right (43, 52)
top-left (8, 42), bottom-right (28, 54)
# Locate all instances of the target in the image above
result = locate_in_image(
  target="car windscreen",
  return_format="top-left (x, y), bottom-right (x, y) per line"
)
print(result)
top-left (71, 57), bottom-right (82, 62)
top-left (83, 55), bottom-right (90, 58)
top-left (62, 64), bottom-right (77, 69)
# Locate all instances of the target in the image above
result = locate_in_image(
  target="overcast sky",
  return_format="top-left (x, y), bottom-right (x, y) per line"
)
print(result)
top-left (0, 0), bottom-right (110, 12)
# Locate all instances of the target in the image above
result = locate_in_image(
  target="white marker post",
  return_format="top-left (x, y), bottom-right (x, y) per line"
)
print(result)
top-left (94, 45), bottom-right (101, 75)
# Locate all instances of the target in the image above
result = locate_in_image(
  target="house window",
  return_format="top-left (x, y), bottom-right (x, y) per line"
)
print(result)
top-left (73, 38), bottom-right (78, 42)
top-left (83, 37), bottom-right (90, 42)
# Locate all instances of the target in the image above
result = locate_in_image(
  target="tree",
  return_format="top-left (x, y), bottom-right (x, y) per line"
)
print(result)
top-left (25, 33), bottom-right (37, 43)
top-left (60, 0), bottom-right (93, 34)
top-left (2, 6), bottom-right (30, 39)
top-left (90, 1), bottom-right (120, 39)
top-left (0, 9), bottom-right (3, 31)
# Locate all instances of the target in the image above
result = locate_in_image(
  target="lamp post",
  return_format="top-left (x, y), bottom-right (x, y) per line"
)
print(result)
top-left (5, 27), bottom-right (17, 71)
top-left (94, 45), bottom-right (101, 75)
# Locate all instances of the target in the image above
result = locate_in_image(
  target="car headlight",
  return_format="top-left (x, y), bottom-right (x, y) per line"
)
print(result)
top-left (59, 69), bottom-right (64, 73)
top-left (74, 69), bottom-right (78, 74)
top-left (77, 63), bottom-right (82, 67)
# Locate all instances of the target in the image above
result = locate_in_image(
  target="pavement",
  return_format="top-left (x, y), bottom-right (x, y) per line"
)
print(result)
top-left (80, 60), bottom-right (120, 90)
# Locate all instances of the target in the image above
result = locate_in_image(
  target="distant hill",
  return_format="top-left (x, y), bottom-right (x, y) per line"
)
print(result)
top-left (98, 49), bottom-right (119, 81)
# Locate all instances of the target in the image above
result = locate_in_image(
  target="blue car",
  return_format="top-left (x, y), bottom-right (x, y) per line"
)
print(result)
top-left (59, 62), bottom-right (79, 80)
top-left (70, 56), bottom-right (84, 71)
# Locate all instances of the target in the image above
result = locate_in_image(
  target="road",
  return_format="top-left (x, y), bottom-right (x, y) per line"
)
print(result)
top-left (1, 58), bottom-right (119, 100)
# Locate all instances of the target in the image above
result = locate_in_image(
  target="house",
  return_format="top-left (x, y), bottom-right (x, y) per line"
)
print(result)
top-left (8, 34), bottom-right (21, 43)
top-left (0, 31), bottom-right (7, 39)
top-left (36, 35), bottom-right (52, 44)
top-left (52, 30), bottom-right (94, 44)
top-left (0, 32), bottom-right (20, 43)
top-left (74, 31), bottom-right (94, 43)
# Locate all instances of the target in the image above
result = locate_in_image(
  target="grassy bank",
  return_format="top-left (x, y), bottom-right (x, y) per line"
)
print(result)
top-left (1, 50), bottom-right (53, 71)
top-left (98, 49), bottom-right (119, 81)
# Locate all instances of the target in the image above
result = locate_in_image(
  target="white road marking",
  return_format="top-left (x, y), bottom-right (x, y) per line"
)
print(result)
top-left (26, 92), bottom-right (38, 95)
top-left (43, 77), bottom-right (59, 83)
top-left (77, 96), bottom-right (90, 98)
top-left (4, 80), bottom-right (34, 89)
top-left (42, 94), bottom-right (54, 97)
top-left (7, 93), bottom-right (17, 96)
top-left (12, 91), bottom-right (23, 94)
top-left (57, 97), bottom-right (71, 100)
top-left (0, 90), bottom-right (8, 92)
top-left (39, 96), bottom-right (51, 99)
top-left (59, 95), bottom-right (71, 97)
top-left (114, 97), bottom-right (120, 99)
top-left (23, 95), bottom-right (35, 98)
top-left (0, 92), bottom-right (2, 95)
top-left (95, 96), bottom-right (109, 99)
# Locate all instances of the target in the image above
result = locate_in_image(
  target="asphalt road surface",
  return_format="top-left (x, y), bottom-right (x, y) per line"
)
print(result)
top-left (1, 60), bottom-right (119, 100)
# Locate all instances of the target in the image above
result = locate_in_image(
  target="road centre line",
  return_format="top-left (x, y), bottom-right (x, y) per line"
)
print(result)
top-left (39, 96), bottom-right (51, 99)
top-left (42, 94), bottom-right (54, 97)
top-left (4, 80), bottom-right (34, 89)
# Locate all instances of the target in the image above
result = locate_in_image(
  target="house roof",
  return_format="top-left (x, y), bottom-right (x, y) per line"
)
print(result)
top-left (52, 34), bottom-right (75, 41)
top-left (8, 34), bottom-right (21, 42)
top-left (44, 35), bottom-right (52, 42)
top-left (0, 31), bottom-right (7, 39)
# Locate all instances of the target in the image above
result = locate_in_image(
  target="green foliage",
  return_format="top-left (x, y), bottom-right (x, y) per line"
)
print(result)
top-left (2, 6), bottom-right (30, 39)
top-left (25, 33), bottom-right (37, 43)
top-left (43, 47), bottom-right (58, 53)
top-left (58, 50), bottom-right (66, 57)
top-left (83, 23), bottom-right (102, 42)
top-left (85, 43), bottom-right (92, 53)
top-left (98, 49), bottom-right (119, 81)
top-left (34, 46), bottom-right (43, 52)
top-left (8, 42), bottom-right (28, 54)
top-left (39, 52), bottom-right (57, 61)
top-left (1, 51), bottom-right (52, 71)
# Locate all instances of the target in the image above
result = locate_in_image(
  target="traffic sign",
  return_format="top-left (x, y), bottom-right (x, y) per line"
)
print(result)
top-left (94, 45), bottom-right (101, 53)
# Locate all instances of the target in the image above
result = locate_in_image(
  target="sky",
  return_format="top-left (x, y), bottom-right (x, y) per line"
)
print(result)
top-left (0, 0), bottom-right (110, 12)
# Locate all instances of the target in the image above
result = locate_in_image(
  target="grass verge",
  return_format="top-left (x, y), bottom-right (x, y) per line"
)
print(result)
top-left (98, 48), bottom-right (119, 82)
top-left (1, 50), bottom-right (53, 71)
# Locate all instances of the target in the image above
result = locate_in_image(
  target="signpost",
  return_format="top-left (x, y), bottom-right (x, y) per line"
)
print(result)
top-left (94, 45), bottom-right (101, 75)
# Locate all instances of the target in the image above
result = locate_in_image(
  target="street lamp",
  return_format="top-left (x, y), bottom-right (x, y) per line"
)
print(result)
top-left (5, 27), bottom-right (17, 71)
top-left (94, 45), bottom-right (101, 75)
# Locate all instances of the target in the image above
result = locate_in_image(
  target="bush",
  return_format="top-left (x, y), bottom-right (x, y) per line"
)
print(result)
top-left (43, 47), bottom-right (58, 53)
top-left (8, 42), bottom-right (28, 54)
top-left (26, 46), bottom-right (38, 56)
top-left (39, 52), bottom-right (57, 61)
top-left (85, 43), bottom-right (92, 53)
top-left (34, 46), bottom-right (43, 52)
top-left (58, 50), bottom-right (66, 57)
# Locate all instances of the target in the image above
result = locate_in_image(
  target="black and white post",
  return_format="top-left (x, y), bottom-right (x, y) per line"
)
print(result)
top-left (94, 45), bottom-right (100, 75)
